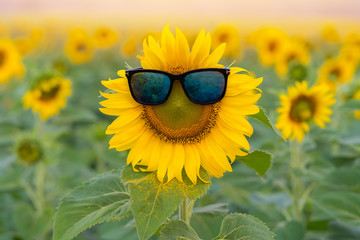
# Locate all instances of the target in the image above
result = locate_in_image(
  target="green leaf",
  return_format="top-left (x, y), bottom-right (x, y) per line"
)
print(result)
top-left (53, 170), bottom-right (131, 240)
top-left (56, 107), bottom-right (98, 123)
top-left (121, 165), bottom-right (210, 240)
top-left (214, 213), bottom-right (274, 240)
top-left (191, 214), bottom-right (224, 240)
top-left (274, 221), bottom-right (305, 240)
top-left (13, 203), bottom-right (54, 239)
top-left (339, 135), bottom-right (360, 146)
top-left (322, 168), bottom-right (360, 191)
top-left (249, 107), bottom-right (285, 141)
top-left (192, 203), bottom-right (228, 216)
top-left (236, 150), bottom-right (272, 176)
top-left (159, 220), bottom-right (201, 240)
top-left (313, 191), bottom-right (360, 226)
top-left (341, 99), bottom-right (360, 111)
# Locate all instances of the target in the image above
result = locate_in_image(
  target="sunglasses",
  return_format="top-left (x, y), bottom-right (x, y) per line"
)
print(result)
top-left (125, 67), bottom-right (230, 105)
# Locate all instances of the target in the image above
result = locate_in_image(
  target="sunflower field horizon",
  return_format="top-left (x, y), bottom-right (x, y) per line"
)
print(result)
top-left (1, 1), bottom-right (360, 239)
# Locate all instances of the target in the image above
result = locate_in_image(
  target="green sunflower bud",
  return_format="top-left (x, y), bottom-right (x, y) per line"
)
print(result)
top-left (288, 63), bottom-right (307, 81)
top-left (16, 138), bottom-right (43, 164)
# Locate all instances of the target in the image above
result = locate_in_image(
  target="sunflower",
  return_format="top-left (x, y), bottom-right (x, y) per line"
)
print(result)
top-left (14, 27), bottom-right (43, 56)
top-left (0, 38), bottom-right (25, 84)
top-left (100, 25), bottom-right (262, 184)
top-left (339, 40), bottom-right (360, 66)
top-left (23, 75), bottom-right (72, 120)
top-left (65, 29), bottom-right (94, 64)
top-left (316, 57), bottom-right (356, 91)
top-left (275, 39), bottom-right (310, 77)
top-left (212, 24), bottom-right (241, 58)
top-left (120, 37), bottom-right (139, 58)
top-left (94, 26), bottom-right (118, 48)
top-left (276, 81), bottom-right (335, 142)
top-left (14, 36), bottom-right (36, 56)
top-left (252, 28), bottom-right (289, 66)
top-left (344, 32), bottom-right (360, 48)
top-left (321, 24), bottom-right (340, 43)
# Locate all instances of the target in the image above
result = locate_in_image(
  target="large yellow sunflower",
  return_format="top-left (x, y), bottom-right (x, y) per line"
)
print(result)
top-left (100, 26), bottom-right (262, 184)
top-left (316, 57), bottom-right (356, 91)
top-left (276, 81), bottom-right (335, 142)
top-left (0, 38), bottom-right (25, 84)
top-left (23, 76), bottom-right (72, 120)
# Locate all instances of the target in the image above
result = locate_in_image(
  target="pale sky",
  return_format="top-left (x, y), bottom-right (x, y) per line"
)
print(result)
top-left (0, 0), bottom-right (359, 34)
top-left (1, 0), bottom-right (359, 19)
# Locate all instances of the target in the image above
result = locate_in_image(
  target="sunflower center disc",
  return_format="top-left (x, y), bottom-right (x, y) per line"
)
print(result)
top-left (143, 81), bottom-right (219, 143)
top-left (77, 44), bottom-right (87, 52)
top-left (268, 41), bottom-right (277, 52)
top-left (290, 95), bottom-right (315, 122)
top-left (0, 50), bottom-right (5, 66)
top-left (329, 67), bottom-right (341, 81)
top-left (40, 84), bottom-right (61, 100)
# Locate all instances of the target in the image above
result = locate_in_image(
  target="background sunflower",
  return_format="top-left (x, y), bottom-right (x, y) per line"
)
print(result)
top-left (276, 81), bottom-right (335, 142)
top-left (0, 38), bottom-right (25, 83)
top-left (23, 76), bottom-right (72, 120)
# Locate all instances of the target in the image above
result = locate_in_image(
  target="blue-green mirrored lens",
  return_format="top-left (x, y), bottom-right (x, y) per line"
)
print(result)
top-left (183, 71), bottom-right (225, 104)
top-left (131, 72), bottom-right (171, 104)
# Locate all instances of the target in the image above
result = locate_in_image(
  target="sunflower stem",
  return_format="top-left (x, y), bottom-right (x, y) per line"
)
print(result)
top-left (94, 142), bottom-right (106, 173)
top-left (178, 199), bottom-right (196, 239)
top-left (179, 199), bottom-right (190, 224)
top-left (177, 199), bottom-right (192, 240)
top-left (32, 113), bottom-right (43, 137)
top-left (331, 90), bottom-right (342, 156)
top-left (290, 140), bottom-right (304, 222)
top-left (34, 161), bottom-right (47, 213)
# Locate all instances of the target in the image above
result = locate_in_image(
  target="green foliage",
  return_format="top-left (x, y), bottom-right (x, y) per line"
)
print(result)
top-left (192, 203), bottom-right (228, 216)
top-left (121, 165), bottom-right (210, 240)
top-left (249, 107), bottom-right (285, 140)
top-left (53, 170), bottom-right (131, 240)
top-left (236, 150), bottom-right (272, 176)
top-left (339, 135), bottom-right (360, 146)
top-left (313, 191), bottom-right (360, 226)
top-left (214, 213), bottom-right (274, 240)
top-left (322, 168), bottom-right (360, 191)
top-left (160, 220), bottom-right (201, 240)
top-left (274, 221), bottom-right (305, 240)
top-left (13, 203), bottom-right (54, 239)
top-left (2, 23), bottom-right (360, 240)
top-left (340, 99), bottom-right (360, 111)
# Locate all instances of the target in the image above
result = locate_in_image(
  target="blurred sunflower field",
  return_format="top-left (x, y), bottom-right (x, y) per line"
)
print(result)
top-left (1, 0), bottom-right (360, 239)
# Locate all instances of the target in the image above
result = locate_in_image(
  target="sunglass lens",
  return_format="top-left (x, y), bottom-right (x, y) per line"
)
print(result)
top-left (130, 72), bottom-right (171, 104)
top-left (183, 71), bottom-right (226, 104)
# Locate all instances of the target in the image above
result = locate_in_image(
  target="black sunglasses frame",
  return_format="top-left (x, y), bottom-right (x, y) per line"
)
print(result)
top-left (125, 67), bottom-right (230, 105)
